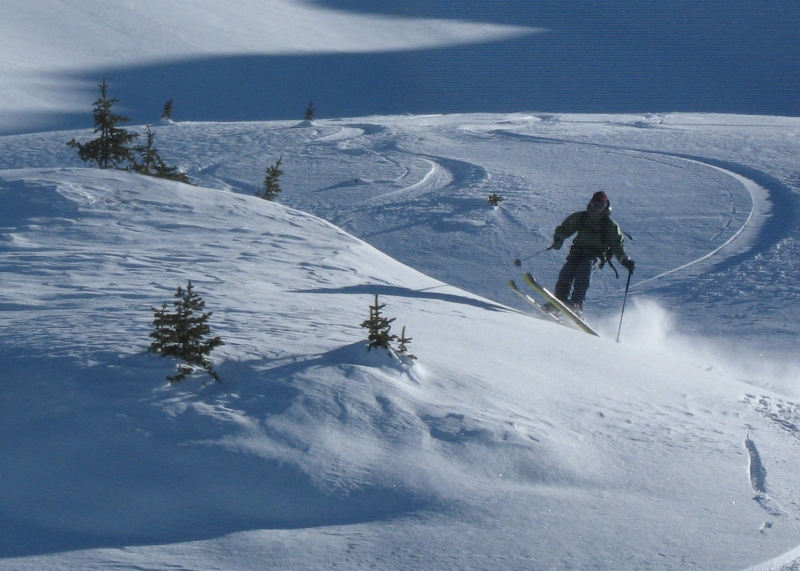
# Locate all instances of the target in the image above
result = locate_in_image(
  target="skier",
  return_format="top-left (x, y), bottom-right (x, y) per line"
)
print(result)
top-left (548, 191), bottom-right (634, 314)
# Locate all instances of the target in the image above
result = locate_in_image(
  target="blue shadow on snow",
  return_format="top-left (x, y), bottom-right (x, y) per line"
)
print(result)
top-left (0, 348), bottom-right (432, 557)
top-left (293, 283), bottom-right (509, 313)
top-left (19, 0), bottom-right (800, 135)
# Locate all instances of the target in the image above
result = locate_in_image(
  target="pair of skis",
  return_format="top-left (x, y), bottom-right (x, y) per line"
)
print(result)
top-left (508, 273), bottom-right (599, 337)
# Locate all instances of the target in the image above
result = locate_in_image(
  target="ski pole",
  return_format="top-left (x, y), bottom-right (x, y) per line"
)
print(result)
top-left (615, 270), bottom-right (633, 343)
top-left (514, 246), bottom-right (553, 267)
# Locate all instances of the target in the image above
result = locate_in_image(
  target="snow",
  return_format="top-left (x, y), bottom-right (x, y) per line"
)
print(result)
top-left (2, 2), bottom-right (800, 570)
top-left (0, 0), bottom-right (536, 133)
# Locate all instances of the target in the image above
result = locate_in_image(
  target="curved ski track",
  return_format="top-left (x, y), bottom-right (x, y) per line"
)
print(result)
top-left (486, 129), bottom-right (799, 292)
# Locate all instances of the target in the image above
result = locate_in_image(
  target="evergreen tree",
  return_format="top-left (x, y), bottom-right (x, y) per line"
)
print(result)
top-left (396, 326), bottom-right (416, 360)
top-left (360, 295), bottom-right (398, 351)
top-left (304, 100), bottom-right (315, 121)
top-left (162, 99), bottom-right (174, 121)
top-left (257, 157), bottom-right (284, 201)
top-left (67, 78), bottom-right (138, 169)
top-left (130, 126), bottom-right (191, 183)
top-left (130, 126), bottom-right (160, 176)
top-left (149, 280), bottom-right (224, 382)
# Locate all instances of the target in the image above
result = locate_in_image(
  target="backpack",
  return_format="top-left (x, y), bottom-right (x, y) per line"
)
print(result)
top-left (577, 211), bottom-right (618, 277)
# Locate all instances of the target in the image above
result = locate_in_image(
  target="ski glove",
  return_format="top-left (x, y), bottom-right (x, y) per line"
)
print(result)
top-left (551, 236), bottom-right (564, 250)
top-left (621, 257), bottom-right (635, 273)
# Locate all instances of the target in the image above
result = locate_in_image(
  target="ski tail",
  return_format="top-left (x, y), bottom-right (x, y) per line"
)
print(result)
top-left (523, 273), bottom-right (599, 337)
top-left (508, 280), bottom-right (562, 323)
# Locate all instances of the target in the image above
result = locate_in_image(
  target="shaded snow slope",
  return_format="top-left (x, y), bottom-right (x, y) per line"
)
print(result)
top-left (0, 0), bottom-right (535, 134)
top-left (4, 1), bottom-right (800, 135)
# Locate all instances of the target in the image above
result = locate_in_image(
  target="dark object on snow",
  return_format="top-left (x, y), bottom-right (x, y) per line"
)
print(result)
top-left (149, 280), bottom-right (224, 382)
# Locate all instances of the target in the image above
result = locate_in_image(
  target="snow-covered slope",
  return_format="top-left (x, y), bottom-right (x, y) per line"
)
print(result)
top-left (8, 113), bottom-right (800, 361)
top-left (3, 0), bottom-right (800, 569)
top-left (3, 164), bottom-right (800, 571)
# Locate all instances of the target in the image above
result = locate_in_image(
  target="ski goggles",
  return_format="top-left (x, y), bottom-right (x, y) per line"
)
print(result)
top-left (588, 198), bottom-right (608, 212)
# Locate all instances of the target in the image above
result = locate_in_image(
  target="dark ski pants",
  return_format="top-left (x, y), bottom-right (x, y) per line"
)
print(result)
top-left (554, 252), bottom-right (601, 308)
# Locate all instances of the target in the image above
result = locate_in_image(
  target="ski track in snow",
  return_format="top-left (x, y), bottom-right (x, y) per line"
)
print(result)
top-left (377, 152), bottom-right (489, 204)
top-left (486, 129), bottom-right (778, 291)
top-left (312, 126), bottom-right (366, 143)
top-left (629, 156), bottom-right (759, 288)
top-left (364, 157), bottom-right (442, 203)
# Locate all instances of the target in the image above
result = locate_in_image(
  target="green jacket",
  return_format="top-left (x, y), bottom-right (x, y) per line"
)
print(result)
top-left (554, 209), bottom-right (627, 261)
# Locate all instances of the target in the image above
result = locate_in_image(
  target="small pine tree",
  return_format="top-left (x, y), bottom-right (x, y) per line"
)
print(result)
top-left (304, 101), bottom-right (315, 121)
top-left (130, 126), bottom-right (160, 176)
top-left (488, 193), bottom-right (504, 206)
top-left (162, 99), bottom-right (174, 120)
top-left (257, 157), bottom-right (284, 201)
top-left (130, 126), bottom-right (190, 183)
top-left (149, 280), bottom-right (224, 382)
top-left (360, 295), bottom-right (398, 351)
top-left (67, 78), bottom-right (138, 169)
top-left (396, 326), bottom-right (416, 360)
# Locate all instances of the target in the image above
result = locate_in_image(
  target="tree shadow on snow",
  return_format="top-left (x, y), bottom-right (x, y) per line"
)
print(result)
top-left (293, 283), bottom-right (509, 313)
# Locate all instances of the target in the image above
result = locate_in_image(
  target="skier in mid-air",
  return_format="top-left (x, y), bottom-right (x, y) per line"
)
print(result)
top-left (548, 191), bottom-right (634, 314)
